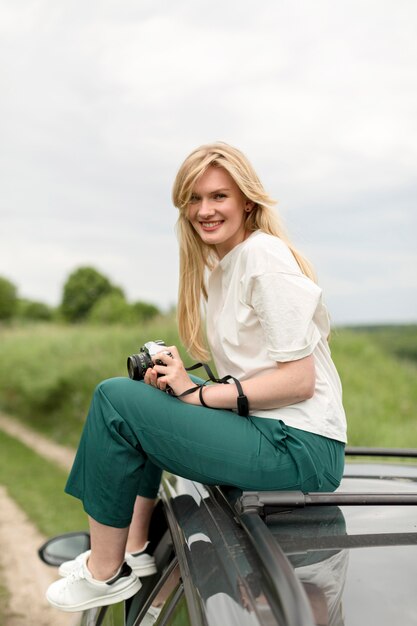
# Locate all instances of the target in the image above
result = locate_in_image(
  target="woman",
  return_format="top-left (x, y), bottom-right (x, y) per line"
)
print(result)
top-left (46, 142), bottom-right (347, 612)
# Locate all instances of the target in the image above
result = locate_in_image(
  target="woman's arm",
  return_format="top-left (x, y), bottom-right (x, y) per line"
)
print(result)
top-left (198, 355), bottom-right (315, 410)
top-left (146, 347), bottom-right (316, 411)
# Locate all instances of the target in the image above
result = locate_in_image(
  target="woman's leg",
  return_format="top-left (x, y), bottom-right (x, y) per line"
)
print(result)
top-left (125, 495), bottom-right (156, 553)
top-left (124, 456), bottom-right (162, 553)
top-left (87, 517), bottom-right (129, 580)
top-left (65, 377), bottom-right (334, 528)
top-left (46, 515), bottom-right (141, 612)
top-left (48, 376), bottom-right (343, 611)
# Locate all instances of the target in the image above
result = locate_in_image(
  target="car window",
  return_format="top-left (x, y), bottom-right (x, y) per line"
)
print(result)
top-left (161, 593), bottom-right (190, 626)
top-left (80, 602), bottom-right (125, 626)
top-left (135, 562), bottom-right (190, 626)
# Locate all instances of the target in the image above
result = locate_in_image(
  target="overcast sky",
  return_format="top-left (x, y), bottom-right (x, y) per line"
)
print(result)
top-left (1, 0), bottom-right (416, 325)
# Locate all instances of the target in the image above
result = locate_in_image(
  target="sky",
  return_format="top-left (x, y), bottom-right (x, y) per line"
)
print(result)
top-left (1, 0), bottom-right (416, 325)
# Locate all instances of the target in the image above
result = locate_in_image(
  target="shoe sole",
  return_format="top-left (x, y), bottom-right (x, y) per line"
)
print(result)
top-left (46, 577), bottom-right (142, 612)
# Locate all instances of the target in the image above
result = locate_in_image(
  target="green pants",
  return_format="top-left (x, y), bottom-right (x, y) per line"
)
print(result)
top-left (65, 377), bottom-right (345, 527)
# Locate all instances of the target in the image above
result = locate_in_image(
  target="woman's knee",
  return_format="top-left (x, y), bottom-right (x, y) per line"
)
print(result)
top-left (92, 377), bottom-right (136, 417)
top-left (95, 376), bottom-right (129, 397)
top-left (90, 378), bottom-right (144, 446)
top-left (93, 377), bottom-right (155, 424)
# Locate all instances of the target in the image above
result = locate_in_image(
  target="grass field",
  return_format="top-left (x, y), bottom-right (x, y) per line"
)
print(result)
top-left (0, 317), bottom-right (184, 446)
top-left (0, 320), bottom-right (416, 547)
top-left (0, 429), bottom-right (86, 535)
top-left (330, 326), bottom-right (417, 446)
top-left (0, 320), bottom-right (416, 448)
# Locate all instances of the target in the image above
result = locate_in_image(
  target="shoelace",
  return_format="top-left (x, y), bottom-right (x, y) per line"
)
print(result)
top-left (66, 565), bottom-right (87, 585)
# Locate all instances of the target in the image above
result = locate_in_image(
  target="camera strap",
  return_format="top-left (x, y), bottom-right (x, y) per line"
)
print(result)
top-left (174, 362), bottom-right (249, 418)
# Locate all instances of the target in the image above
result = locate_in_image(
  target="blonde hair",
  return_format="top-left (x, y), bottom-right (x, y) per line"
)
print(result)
top-left (172, 142), bottom-right (316, 361)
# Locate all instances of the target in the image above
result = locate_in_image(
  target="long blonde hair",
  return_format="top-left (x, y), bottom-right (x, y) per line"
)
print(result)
top-left (172, 142), bottom-right (316, 361)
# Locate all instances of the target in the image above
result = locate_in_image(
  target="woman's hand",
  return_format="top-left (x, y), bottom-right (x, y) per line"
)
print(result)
top-left (143, 346), bottom-right (199, 402)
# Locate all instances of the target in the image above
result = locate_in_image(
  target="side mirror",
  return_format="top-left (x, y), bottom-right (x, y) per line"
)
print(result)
top-left (38, 531), bottom-right (90, 567)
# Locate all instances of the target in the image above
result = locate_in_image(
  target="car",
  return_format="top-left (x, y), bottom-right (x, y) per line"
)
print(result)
top-left (39, 447), bottom-right (417, 626)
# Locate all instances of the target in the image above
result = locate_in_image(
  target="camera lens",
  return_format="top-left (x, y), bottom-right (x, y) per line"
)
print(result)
top-left (127, 351), bottom-right (153, 380)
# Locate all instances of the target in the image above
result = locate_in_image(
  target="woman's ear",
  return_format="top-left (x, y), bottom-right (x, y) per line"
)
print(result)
top-left (244, 200), bottom-right (255, 213)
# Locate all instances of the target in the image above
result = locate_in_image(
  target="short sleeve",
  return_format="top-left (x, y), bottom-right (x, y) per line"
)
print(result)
top-left (247, 271), bottom-right (322, 362)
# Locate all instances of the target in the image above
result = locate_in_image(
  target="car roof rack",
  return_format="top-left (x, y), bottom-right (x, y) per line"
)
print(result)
top-left (230, 447), bottom-right (417, 515)
top-left (345, 446), bottom-right (417, 458)
top-left (235, 490), bottom-right (417, 515)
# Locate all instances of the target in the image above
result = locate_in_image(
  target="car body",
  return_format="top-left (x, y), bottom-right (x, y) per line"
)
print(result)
top-left (39, 448), bottom-right (417, 626)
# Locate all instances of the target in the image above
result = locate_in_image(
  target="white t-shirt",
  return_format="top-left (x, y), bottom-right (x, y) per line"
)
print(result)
top-left (206, 231), bottom-right (347, 443)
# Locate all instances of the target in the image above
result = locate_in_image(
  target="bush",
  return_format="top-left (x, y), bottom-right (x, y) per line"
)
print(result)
top-left (0, 276), bottom-right (18, 320)
top-left (61, 267), bottom-right (123, 322)
top-left (131, 301), bottom-right (160, 322)
top-left (17, 299), bottom-right (54, 321)
top-left (89, 296), bottom-right (161, 325)
top-left (89, 292), bottom-right (133, 324)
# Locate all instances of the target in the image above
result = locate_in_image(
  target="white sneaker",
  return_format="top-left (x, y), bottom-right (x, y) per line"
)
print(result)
top-left (58, 550), bottom-right (90, 577)
top-left (58, 543), bottom-right (157, 578)
top-left (128, 542), bottom-right (157, 577)
top-left (46, 554), bottom-right (141, 612)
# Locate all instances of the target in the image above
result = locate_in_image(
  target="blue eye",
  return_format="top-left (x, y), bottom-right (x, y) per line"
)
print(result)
top-left (214, 193), bottom-right (226, 200)
top-left (189, 195), bottom-right (200, 204)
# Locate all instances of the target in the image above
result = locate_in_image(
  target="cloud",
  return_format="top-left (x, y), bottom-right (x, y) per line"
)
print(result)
top-left (0, 0), bottom-right (416, 323)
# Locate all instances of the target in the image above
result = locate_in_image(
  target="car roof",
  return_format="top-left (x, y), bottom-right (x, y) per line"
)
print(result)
top-left (258, 462), bottom-right (417, 626)
top-left (164, 452), bottom-right (417, 626)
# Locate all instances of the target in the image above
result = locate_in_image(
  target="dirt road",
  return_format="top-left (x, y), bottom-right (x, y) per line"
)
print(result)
top-left (0, 412), bottom-right (79, 626)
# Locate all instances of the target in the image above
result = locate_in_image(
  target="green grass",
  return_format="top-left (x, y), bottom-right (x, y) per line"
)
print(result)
top-left (0, 429), bottom-right (87, 536)
top-left (0, 320), bottom-right (416, 448)
top-left (330, 327), bottom-right (417, 446)
top-left (0, 320), bottom-right (415, 560)
top-left (345, 324), bottom-right (417, 364)
top-left (0, 317), bottom-right (189, 447)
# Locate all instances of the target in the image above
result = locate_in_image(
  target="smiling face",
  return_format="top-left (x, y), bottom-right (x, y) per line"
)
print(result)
top-left (187, 166), bottom-right (253, 259)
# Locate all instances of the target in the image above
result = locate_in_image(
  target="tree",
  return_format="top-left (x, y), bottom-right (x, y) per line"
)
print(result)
top-left (0, 276), bottom-right (18, 320)
top-left (17, 299), bottom-right (54, 321)
top-left (131, 300), bottom-right (160, 322)
top-left (89, 292), bottom-right (133, 324)
top-left (61, 267), bottom-right (123, 322)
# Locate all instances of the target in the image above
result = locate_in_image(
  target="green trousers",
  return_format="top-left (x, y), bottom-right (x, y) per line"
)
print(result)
top-left (65, 377), bottom-right (345, 527)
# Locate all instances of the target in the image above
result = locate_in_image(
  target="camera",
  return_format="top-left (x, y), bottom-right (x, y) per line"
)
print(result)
top-left (127, 340), bottom-right (172, 381)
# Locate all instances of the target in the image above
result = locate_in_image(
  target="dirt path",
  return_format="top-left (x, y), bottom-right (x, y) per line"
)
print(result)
top-left (0, 412), bottom-right (79, 626)
top-left (0, 413), bottom-right (75, 472)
